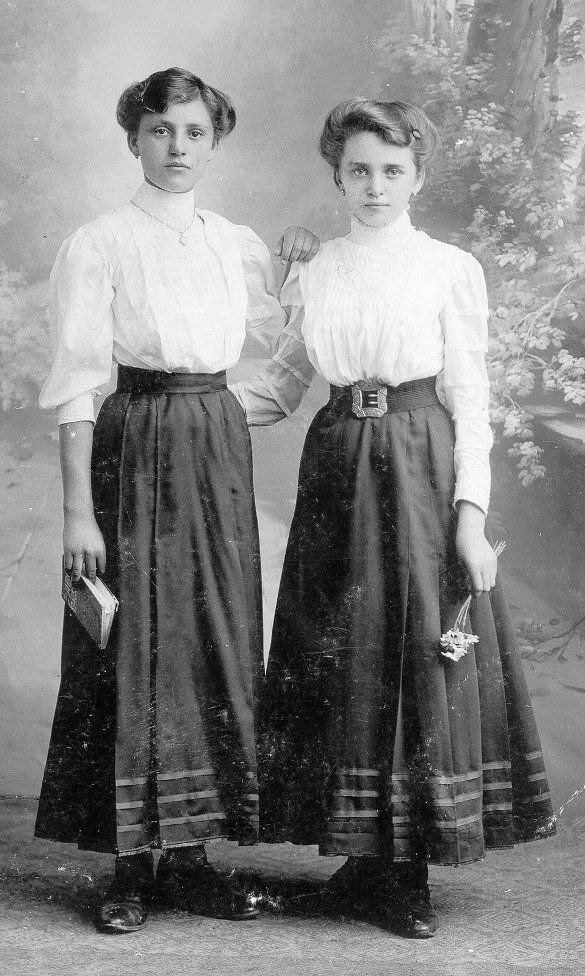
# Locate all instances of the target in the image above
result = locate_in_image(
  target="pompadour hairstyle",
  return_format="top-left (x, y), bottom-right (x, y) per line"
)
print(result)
top-left (116, 67), bottom-right (236, 145)
top-left (319, 99), bottom-right (440, 177)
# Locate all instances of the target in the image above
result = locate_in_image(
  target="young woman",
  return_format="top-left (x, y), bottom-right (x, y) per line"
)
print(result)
top-left (236, 99), bottom-right (555, 939)
top-left (36, 67), bottom-right (318, 933)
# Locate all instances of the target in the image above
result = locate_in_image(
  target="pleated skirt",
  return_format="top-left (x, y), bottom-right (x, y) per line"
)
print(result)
top-left (35, 368), bottom-right (264, 854)
top-left (259, 378), bottom-right (555, 865)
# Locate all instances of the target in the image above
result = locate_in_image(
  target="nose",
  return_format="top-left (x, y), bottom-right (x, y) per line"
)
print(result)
top-left (367, 173), bottom-right (384, 197)
top-left (169, 133), bottom-right (187, 156)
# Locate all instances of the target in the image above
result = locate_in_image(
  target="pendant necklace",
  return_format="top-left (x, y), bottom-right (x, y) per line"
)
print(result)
top-left (131, 200), bottom-right (197, 245)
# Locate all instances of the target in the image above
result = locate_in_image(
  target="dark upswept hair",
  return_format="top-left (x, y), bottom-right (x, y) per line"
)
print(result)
top-left (319, 99), bottom-right (440, 178)
top-left (116, 67), bottom-right (236, 145)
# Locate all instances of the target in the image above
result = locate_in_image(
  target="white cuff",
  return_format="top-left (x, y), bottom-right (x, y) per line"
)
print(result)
top-left (56, 393), bottom-right (96, 425)
top-left (453, 478), bottom-right (490, 518)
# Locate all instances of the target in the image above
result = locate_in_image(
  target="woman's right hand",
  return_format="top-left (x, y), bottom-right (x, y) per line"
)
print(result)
top-left (59, 421), bottom-right (105, 583)
top-left (276, 226), bottom-right (320, 263)
top-left (63, 512), bottom-right (106, 583)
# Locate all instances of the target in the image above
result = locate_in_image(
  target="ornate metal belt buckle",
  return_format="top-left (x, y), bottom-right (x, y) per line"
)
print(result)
top-left (351, 381), bottom-right (388, 418)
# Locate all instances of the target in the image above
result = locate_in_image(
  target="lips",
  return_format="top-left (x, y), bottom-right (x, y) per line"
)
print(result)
top-left (166, 163), bottom-right (190, 169)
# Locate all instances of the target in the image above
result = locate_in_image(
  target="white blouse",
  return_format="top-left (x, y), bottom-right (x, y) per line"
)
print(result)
top-left (236, 212), bottom-right (493, 515)
top-left (39, 182), bottom-right (287, 425)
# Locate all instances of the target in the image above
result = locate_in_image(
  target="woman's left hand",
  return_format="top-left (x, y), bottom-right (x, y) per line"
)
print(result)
top-left (456, 501), bottom-right (498, 593)
top-left (276, 226), bottom-right (320, 263)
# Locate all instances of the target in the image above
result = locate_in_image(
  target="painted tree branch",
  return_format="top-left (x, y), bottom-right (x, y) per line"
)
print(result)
top-left (0, 532), bottom-right (32, 607)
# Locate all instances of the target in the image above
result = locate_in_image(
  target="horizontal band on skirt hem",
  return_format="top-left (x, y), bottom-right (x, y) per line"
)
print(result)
top-left (40, 828), bottom-right (260, 857)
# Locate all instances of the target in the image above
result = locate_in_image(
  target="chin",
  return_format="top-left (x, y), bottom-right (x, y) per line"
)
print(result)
top-left (361, 209), bottom-right (396, 227)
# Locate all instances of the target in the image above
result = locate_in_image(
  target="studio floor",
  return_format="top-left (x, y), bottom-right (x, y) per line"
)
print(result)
top-left (0, 797), bottom-right (584, 976)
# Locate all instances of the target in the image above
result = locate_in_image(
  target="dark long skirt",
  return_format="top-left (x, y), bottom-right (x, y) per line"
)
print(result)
top-left (35, 368), bottom-right (264, 855)
top-left (259, 377), bottom-right (555, 865)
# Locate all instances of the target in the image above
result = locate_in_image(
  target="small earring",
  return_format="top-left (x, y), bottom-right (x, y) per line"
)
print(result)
top-left (340, 187), bottom-right (346, 196)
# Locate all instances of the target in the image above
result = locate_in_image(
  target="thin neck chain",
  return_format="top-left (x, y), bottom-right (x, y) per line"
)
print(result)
top-left (131, 200), bottom-right (197, 245)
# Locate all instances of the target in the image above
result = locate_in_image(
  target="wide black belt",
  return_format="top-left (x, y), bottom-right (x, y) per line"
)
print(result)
top-left (329, 376), bottom-right (438, 418)
top-left (117, 365), bottom-right (227, 394)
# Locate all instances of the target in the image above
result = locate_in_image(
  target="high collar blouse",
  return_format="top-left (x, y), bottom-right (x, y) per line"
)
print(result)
top-left (236, 213), bottom-right (493, 515)
top-left (39, 182), bottom-right (287, 425)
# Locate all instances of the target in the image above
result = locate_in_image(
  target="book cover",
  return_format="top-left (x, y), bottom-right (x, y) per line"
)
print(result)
top-left (61, 562), bottom-right (119, 649)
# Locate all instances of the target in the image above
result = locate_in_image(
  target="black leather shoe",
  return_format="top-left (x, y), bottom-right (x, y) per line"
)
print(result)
top-left (375, 885), bottom-right (439, 939)
top-left (96, 885), bottom-right (149, 933)
top-left (95, 853), bottom-right (154, 934)
top-left (157, 853), bottom-right (260, 921)
top-left (353, 859), bottom-right (439, 938)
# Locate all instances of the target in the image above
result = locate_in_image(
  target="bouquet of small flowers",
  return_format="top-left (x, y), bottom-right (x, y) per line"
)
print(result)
top-left (439, 541), bottom-right (506, 663)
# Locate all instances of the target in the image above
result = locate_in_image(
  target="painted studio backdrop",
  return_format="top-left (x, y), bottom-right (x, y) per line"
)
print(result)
top-left (2, 0), bottom-right (585, 828)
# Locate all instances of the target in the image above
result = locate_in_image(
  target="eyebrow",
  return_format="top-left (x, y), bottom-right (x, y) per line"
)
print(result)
top-left (349, 160), bottom-right (406, 170)
top-left (147, 118), bottom-right (211, 130)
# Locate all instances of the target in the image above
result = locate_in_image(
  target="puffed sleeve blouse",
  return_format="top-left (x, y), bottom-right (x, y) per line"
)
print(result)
top-left (236, 212), bottom-right (493, 515)
top-left (39, 182), bottom-right (287, 425)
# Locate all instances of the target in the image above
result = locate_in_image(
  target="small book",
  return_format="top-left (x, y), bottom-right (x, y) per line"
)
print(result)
top-left (61, 561), bottom-right (119, 649)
